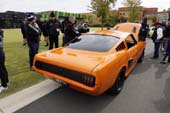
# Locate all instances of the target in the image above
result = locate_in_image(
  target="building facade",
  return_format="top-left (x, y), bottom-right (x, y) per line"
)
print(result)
top-left (117, 7), bottom-right (158, 25)
top-left (157, 11), bottom-right (170, 23)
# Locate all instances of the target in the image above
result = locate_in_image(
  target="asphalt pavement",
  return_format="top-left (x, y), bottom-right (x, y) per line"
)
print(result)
top-left (7, 38), bottom-right (170, 113)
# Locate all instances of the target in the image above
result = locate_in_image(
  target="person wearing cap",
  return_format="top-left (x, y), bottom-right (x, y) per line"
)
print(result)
top-left (26, 15), bottom-right (41, 70)
top-left (0, 29), bottom-right (9, 93)
top-left (138, 17), bottom-right (150, 41)
top-left (46, 11), bottom-right (61, 50)
top-left (151, 21), bottom-right (164, 59)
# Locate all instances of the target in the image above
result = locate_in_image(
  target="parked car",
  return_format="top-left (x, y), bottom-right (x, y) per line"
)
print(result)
top-left (33, 23), bottom-right (146, 96)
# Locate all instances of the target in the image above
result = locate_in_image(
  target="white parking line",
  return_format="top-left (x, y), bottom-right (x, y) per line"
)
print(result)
top-left (0, 79), bottom-right (61, 113)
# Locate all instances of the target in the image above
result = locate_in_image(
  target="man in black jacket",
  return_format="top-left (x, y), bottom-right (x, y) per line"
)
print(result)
top-left (63, 16), bottom-right (80, 46)
top-left (138, 17), bottom-right (150, 41)
top-left (47, 12), bottom-right (60, 50)
top-left (0, 29), bottom-right (9, 93)
top-left (21, 19), bottom-right (27, 46)
top-left (26, 15), bottom-right (41, 69)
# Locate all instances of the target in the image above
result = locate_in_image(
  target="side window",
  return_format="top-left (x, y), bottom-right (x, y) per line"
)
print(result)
top-left (125, 35), bottom-right (137, 49)
top-left (132, 26), bottom-right (136, 33)
top-left (116, 42), bottom-right (126, 51)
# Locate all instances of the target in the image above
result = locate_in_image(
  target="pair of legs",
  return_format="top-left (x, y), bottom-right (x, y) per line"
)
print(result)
top-left (44, 36), bottom-right (49, 46)
top-left (49, 35), bottom-right (59, 50)
top-left (23, 38), bottom-right (27, 46)
top-left (27, 41), bottom-right (39, 68)
top-left (152, 42), bottom-right (161, 58)
top-left (161, 54), bottom-right (170, 63)
top-left (0, 49), bottom-right (9, 87)
top-left (161, 39), bottom-right (170, 63)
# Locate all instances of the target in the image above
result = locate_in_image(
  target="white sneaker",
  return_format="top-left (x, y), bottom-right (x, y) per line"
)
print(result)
top-left (0, 86), bottom-right (8, 93)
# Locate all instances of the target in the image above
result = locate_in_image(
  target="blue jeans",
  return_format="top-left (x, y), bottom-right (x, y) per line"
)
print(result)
top-left (27, 41), bottom-right (39, 67)
top-left (162, 39), bottom-right (170, 62)
top-left (153, 42), bottom-right (161, 58)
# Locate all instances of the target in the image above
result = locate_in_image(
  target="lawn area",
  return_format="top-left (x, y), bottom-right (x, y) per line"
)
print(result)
top-left (0, 27), bottom-right (101, 98)
top-left (0, 29), bottom-right (47, 98)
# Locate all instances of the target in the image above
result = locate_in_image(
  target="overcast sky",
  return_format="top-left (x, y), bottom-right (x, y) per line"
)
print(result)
top-left (0, 0), bottom-right (169, 13)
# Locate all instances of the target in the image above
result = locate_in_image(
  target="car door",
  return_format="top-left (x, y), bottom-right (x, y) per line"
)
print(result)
top-left (125, 35), bottom-right (138, 71)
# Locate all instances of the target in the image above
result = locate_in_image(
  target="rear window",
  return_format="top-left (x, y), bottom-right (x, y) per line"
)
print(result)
top-left (66, 34), bottom-right (119, 52)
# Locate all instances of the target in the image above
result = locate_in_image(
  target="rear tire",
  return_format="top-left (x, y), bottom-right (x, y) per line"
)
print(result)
top-left (108, 69), bottom-right (125, 95)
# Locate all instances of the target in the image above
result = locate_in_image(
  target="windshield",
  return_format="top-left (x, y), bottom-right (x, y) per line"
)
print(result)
top-left (66, 34), bottom-right (119, 52)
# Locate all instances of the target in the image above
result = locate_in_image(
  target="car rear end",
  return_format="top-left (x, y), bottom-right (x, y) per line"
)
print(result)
top-left (33, 49), bottom-right (104, 96)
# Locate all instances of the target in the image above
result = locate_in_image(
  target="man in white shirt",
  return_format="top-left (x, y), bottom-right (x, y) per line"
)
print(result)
top-left (151, 22), bottom-right (164, 59)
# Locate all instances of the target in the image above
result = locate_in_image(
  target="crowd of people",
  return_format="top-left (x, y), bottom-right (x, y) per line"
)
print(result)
top-left (20, 12), bottom-right (90, 70)
top-left (0, 11), bottom-right (90, 93)
top-left (150, 19), bottom-right (170, 64)
top-left (0, 12), bottom-right (170, 94)
top-left (138, 17), bottom-right (170, 64)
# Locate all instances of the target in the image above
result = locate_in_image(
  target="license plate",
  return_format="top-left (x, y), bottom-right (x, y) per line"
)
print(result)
top-left (55, 79), bottom-right (67, 86)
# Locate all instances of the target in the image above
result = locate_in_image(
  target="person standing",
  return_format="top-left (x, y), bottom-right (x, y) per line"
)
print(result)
top-left (0, 29), bottom-right (9, 93)
top-left (160, 20), bottom-right (170, 64)
top-left (63, 16), bottom-right (80, 46)
top-left (21, 19), bottom-right (27, 46)
top-left (78, 21), bottom-right (90, 33)
top-left (151, 22), bottom-right (164, 59)
top-left (61, 17), bottom-right (69, 46)
top-left (42, 20), bottom-right (49, 46)
top-left (160, 21), bottom-right (167, 52)
top-left (138, 17), bottom-right (150, 41)
top-left (47, 12), bottom-right (60, 50)
top-left (26, 15), bottom-right (41, 69)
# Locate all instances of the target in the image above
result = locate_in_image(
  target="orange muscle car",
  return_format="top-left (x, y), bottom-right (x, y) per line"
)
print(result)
top-left (33, 23), bottom-right (146, 96)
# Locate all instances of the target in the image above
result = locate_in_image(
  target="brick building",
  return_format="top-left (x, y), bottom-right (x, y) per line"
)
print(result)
top-left (118, 7), bottom-right (158, 25)
top-left (118, 6), bottom-right (144, 22)
top-left (157, 11), bottom-right (170, 24)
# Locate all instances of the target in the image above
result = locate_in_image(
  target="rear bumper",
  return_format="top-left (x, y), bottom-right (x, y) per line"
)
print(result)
top-left (33, 62), bottom-right (101, 96)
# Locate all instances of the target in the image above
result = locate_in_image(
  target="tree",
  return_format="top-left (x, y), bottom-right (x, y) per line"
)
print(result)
top-left (105, 12), bottom-right (118, 27)
top-left (90, 0), bottom-right (117, 29)
top-left (122, 0), bottom-right (142, 22)
top-left (168, 7), bottom-right (170, 11)
top-left (151, 15), bottom-right (157, 23)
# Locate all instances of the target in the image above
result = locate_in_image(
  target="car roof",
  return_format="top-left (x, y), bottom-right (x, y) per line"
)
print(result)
top-left (113, 23), bottom-right (141, 41)
top-left (88, 29), bottom-right (131, 40)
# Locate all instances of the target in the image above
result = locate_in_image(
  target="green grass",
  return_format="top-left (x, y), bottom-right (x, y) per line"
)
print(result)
top-left (0, 29), bottom-right (48, 98)
top-left (0, 27), bottom-right (100, 98)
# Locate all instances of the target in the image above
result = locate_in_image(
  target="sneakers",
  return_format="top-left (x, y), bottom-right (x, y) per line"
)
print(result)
top-left (150, 57), bottom-right (158, 59)
top-left (30, 67), bottom-right (35, 71)
top-left (160, 61), bottom-right (166, 64)
top-left (0, 86), bottom-right (8, 93)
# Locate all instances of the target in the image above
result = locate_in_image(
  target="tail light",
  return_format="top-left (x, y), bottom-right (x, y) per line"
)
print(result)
top-left (83, 75), bottom-right (95, 87)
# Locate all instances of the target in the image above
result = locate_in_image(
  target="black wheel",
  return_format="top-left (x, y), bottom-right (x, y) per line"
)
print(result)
top-left (108, 69), bottom-right (125, 95)
top-left (138, 49), bottom-right (145, 63)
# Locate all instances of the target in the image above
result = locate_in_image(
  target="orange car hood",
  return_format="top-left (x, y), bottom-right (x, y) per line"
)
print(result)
top-left (36, 47), bottom-right (110, 74)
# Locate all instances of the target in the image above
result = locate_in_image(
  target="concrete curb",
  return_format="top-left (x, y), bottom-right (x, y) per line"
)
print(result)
top-left (0, 79), bottom-right (60, 113)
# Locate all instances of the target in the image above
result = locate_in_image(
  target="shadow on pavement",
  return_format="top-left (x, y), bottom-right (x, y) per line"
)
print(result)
top-left (153, 77), bottom-right (170, 113)
top-left (15, 86), bottom-right (116, 113)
